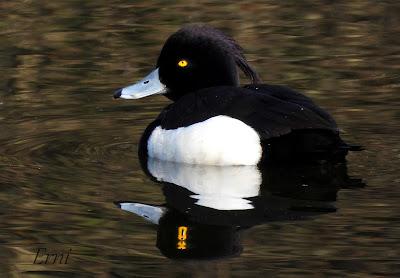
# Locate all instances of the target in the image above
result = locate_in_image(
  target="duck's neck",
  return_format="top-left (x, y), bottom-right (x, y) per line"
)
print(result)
top-left (164, 67), bottom-right (240, 101)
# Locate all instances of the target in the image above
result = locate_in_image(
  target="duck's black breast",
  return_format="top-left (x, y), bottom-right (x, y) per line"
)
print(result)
top-left (157, 84), bottom-right (338, 139)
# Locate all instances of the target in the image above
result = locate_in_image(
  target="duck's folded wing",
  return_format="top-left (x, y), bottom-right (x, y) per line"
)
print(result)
top-left (160, 86), bottom-right (338, 140)
top-left (243, 84), bottom-right (337, 129)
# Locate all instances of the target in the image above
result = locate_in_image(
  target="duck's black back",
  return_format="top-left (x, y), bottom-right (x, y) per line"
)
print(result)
top-left (159, 85), bottom-right (336, 132)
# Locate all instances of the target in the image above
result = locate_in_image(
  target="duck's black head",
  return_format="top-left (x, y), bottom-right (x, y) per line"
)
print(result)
top-left (114, 24), bottom-right (260, 101)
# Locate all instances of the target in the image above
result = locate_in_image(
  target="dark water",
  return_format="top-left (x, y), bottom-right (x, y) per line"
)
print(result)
top-left (1, 1), bottom-right (400, 277)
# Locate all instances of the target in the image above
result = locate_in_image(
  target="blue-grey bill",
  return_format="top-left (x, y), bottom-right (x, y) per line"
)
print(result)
top-left (118, 202), bottom-right (165, 224)
top-left (117, 68), bottom-right (166, 99)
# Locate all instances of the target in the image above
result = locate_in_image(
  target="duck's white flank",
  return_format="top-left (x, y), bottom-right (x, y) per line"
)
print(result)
top-left (147, 115), bottom-right (262, 165)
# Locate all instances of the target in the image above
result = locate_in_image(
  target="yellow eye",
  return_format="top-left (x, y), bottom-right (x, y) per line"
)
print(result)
top-left (177, 59), bottom-right (188, 68)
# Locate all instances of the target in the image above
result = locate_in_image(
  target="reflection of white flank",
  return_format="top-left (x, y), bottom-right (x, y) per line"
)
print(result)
top-left (119, 203), bottom-right (165, 224)
top-left (147, 159), bottom-right (262, 210)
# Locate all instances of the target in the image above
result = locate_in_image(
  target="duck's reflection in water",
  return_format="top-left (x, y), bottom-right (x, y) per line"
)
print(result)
top-left (116, 159), bottom-right (364, 260)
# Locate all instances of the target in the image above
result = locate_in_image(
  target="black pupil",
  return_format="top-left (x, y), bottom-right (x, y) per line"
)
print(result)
top-left (144, 80), bottom-right (149, 84)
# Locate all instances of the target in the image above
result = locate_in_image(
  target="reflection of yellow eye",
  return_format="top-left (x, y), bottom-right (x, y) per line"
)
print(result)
top-left (178, 226), bottom-right (188, 240)
top-left (177, 59), bottom-right (188, 68)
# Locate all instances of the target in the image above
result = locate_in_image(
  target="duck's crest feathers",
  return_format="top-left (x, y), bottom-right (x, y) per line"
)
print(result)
top-left (176, 24), bottom-right (261, 84)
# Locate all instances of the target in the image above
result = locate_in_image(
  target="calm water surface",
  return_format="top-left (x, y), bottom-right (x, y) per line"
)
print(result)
top-left (1, 1), bottom-right (400, 277)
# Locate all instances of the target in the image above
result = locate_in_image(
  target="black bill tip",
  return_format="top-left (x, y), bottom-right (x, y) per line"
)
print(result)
top-left (113, 88), bottom-right (122, 99)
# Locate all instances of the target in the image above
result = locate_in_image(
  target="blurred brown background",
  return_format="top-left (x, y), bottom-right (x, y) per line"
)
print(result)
top-left (0, 1), bottom-right (399, 277)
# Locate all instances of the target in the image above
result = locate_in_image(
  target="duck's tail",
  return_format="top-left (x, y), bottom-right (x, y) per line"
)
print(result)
top-left (340, 144), bottom-right (364, 152)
